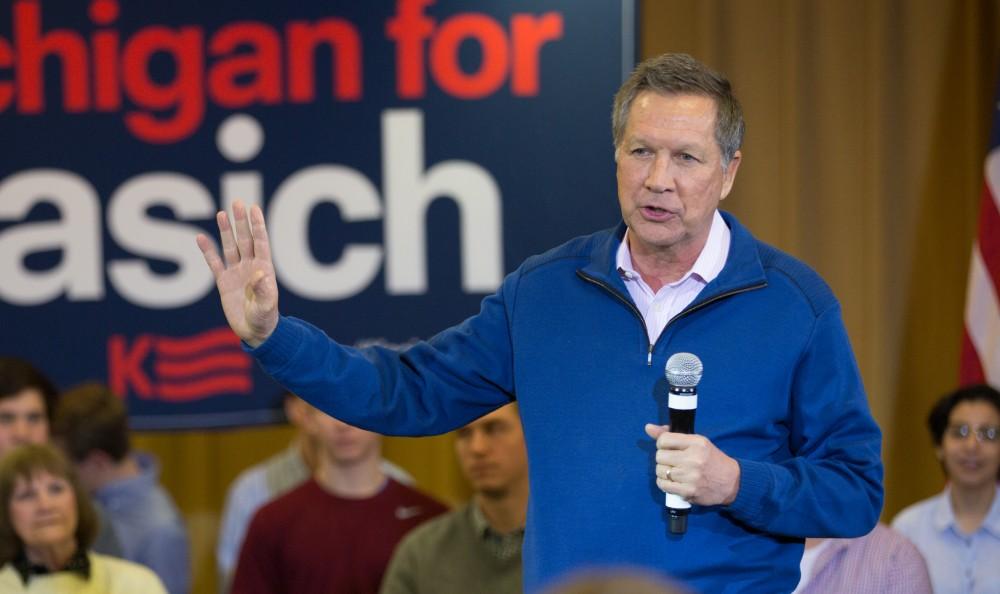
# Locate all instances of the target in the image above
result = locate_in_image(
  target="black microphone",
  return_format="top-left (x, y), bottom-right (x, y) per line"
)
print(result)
top-left (664, 352), bottom-right (703, 534)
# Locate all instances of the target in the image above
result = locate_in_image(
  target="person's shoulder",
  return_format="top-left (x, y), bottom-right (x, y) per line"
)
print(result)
top-left (390, 505), bottom-right (469, 566)
top-left (90, 552), bottom-right (169, 594)
top-left (227, 459), bottom-right (270, 499)
top-left (387, 479), bottom-right (450, 514)
top-left (891, 493), bottom-right (940, 532)
top-left (251, 479), bottom-right (318, 525)
top-left (863, 523), bottom-right (921, 553)
top-left (753, 237), bottom-right (838, 314)
top-left (0, 563), bottom-right (22, 590)
top-left (402, 505), bottom-right (467, 542)
top-left (518, 226), bottom-right (619, 277)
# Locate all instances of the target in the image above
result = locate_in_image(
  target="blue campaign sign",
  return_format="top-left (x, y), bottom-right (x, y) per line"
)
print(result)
top-left (0, 0), bottom-right (636, 429)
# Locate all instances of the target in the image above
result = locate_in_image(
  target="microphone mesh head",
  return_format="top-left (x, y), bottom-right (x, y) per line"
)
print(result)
top-left (665, 353), bottom-right (703, 387)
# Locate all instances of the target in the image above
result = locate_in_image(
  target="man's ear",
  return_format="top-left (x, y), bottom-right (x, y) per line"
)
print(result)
top-left (720, 150), bottom-right (742, 200)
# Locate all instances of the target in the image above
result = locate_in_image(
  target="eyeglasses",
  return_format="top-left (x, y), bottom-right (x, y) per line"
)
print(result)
top-left (946, 424), bottom-right (1000, 443)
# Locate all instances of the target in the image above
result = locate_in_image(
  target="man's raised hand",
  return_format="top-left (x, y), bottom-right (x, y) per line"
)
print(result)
top-left (196, 200), bottom-right (279, 348)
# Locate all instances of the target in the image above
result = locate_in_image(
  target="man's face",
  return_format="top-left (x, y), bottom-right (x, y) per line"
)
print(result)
top-left (616, 91), bottom-right (741, 262)
top-left (309, 412), bottom-right (381, 467)
top-left (0, 389), bottom-right (49, 458)
top-left (936, 400), bottom-right (1000, 490)
top-left (454, 405), bottom-right (528, 499)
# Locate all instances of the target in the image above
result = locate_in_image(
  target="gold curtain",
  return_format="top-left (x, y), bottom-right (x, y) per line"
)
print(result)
top-left (135, 2), bottom-right (1000, 593)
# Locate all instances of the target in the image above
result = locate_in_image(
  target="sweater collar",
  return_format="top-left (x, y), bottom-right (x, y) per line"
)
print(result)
top-left (579, 210), bottom-right (767, 304)
top-left (13, 548), bottom-right (90, 585)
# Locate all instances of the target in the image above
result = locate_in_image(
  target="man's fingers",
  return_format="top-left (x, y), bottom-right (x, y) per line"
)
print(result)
top-left (250, 204), bottom-right (272, 264)
top-left (644, 423), bottom-right (670, 439)
top-left (218, 210), bottom-right (239, 267)
top-left (656, 477), bottom-right (694, 499)
top-left (655, 431), bottom-right (700, 451)
top-left (233, 200), bottom-right (255, 261)
top-left (655, 450), bottom-right (683, 467)
top-left (196, 234), bottom-right (225, 279)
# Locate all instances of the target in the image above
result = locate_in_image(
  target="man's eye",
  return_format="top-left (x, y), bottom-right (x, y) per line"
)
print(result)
top-left (631, 148), bottom-right (650, 156)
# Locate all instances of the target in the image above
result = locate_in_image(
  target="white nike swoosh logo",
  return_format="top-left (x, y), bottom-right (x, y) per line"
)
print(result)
top-left (395, 506), bottom-right (423, 520)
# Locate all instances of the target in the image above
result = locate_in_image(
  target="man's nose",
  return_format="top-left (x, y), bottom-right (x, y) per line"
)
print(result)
top-left (468, 431), bottom-right (490, 454)
top-left (9, 419), bottom-right (30, 443)
top-left (644, 154), bottom-right (674, 193)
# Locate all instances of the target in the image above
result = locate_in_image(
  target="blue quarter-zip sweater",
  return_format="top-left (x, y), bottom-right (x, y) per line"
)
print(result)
top-left (250, 211), bottom-right (883, 594)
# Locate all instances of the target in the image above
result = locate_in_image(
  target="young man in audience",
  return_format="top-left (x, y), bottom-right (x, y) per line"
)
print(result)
top-left (381, 403), bottom-right (528, 594)
top-left (892, 384), bottom-right (1000, 594)
top-left (216, 393), bottom-right (414, 593)
top-left (52, 382), bottom-right (190, 594)
top-left (0, 357), bottom-right (57, 458)
top-left (232, 407), bottom-right (446, 594)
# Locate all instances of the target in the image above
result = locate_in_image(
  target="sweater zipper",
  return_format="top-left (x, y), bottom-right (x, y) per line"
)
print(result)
top-left (577, 271), bottom-right (766, 366)
top-left (577, 272), bottom-right (653, 363)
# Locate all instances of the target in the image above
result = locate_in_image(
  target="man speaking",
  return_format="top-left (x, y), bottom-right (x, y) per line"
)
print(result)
top-left (196, 53), bottom-right (883, 593)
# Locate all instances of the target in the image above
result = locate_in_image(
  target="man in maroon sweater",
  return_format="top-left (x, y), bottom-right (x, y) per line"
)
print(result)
top-left (231, 404), bottom-right (447, 594)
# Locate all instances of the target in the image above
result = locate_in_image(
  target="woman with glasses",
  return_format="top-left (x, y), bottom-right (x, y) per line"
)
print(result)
top-left (0, 443), bottom-right (167, 593)
top-left (892, 384), bottom-right (1000, 594)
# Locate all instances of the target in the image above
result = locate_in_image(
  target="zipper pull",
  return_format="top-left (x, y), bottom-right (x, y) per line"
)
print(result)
top-left (647, 344), bottom-right (653, 366)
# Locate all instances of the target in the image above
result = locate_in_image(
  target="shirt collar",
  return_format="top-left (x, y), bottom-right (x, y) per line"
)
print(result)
top-left (469, 501), bottom-right (524, 539)
top-left (616, 209), bottom-right (730, 288)
top-left (932, 486), bottom-right (958, 532)
top-left (932, 484), bottom-right (1000, 537)
top-left (13, 548), bottom-right (90, 585)
top-left (94, 452), bottom-right (158, 507)
top-left (983, 484), bottom-right (1000, 538)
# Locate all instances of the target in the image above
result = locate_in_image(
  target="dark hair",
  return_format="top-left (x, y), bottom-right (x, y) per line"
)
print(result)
top-left (612, 53), bottom-right (745, 167)
top-left (0, 443), bottom-right (98, 566)
top-left (52, 383), bottom-right (130, 463)
top-left (0, 357), bottom-right (58, 421)
top-left (927, 384), bottom-right (1000, 446)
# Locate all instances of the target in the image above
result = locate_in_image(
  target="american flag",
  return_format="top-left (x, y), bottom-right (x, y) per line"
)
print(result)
top-left (959, 76), bottom-right (1000, 385)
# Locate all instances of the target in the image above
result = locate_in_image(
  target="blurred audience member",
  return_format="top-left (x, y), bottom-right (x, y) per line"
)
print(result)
top-left (0, 358), bottom-right (122, 558)
top-left (52, 382), bottom-right (189, 594)
top-left (892, 384), bottom-right (1000, 594)
top-left (216, 393), bottom-right (414, 593)
top-left (0, 358), bottom-right (57, 458)
top-left (0, 443), bottom-right (166, 593)
top-left (381, 403), bottom-right (528, 594)
top-left (232, 409), bottom-right (446, 594)
top-left (792, 524), bottom-right (930, 593)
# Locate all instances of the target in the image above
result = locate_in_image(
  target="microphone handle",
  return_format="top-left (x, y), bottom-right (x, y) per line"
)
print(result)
top-left (669, 406), bottom-right (695, 434)
top-left (665, 388), bottom-right (697, 534)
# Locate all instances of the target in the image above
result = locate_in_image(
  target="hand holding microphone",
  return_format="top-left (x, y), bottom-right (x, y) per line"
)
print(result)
top-left (646, 352), bottom-right (742, 534)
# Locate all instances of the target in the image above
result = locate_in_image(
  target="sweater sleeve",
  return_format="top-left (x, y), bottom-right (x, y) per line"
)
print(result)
top-left (725, 304), bottom-right (884, 538)
top-left (250, 273), bottom-right (519, 437)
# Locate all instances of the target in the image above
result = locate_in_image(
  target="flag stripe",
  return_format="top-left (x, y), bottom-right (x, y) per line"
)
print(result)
top-left (156, 375), bottom-right (253, 401)
top-left (959, 73), bottom-right (1000, 388)
top-left (155, 328), bottom-right (242, 357)
top-left (960, 327), bottom-right (985, 384)
top-left (154, 353), bottom-right (252, 378)
top-left (965, 245), bottom-right (1000, 385)
top-left (980, 151), bottom-right (1000, 320)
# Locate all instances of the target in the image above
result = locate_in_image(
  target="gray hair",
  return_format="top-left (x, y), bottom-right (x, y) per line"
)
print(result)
top-left (612, 53), bottom-right (745, 167)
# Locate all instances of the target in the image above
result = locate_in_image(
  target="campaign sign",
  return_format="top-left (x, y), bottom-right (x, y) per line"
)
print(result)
top-left (0, 0), bottom-right (636, 429)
